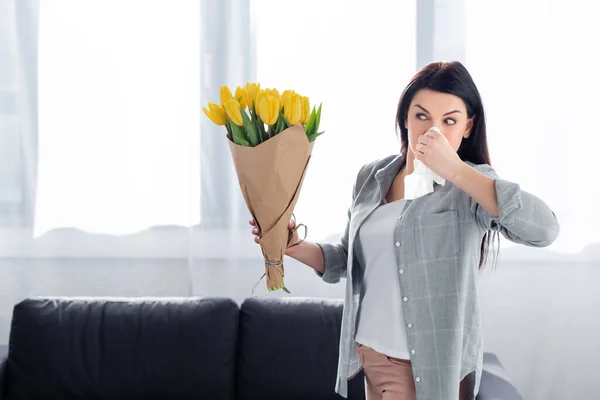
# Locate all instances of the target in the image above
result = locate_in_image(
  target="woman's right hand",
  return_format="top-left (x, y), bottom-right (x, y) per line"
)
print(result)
top-left (249, 218), bottom-right (296, 244)
top-left (248, 217), bottom-right (325, 274)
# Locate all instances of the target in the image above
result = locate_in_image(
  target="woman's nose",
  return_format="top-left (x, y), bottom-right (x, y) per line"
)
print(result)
top-left (420, 123), bottom-right (434, 134)
top-left (428, 126), bottom-right (442, 135)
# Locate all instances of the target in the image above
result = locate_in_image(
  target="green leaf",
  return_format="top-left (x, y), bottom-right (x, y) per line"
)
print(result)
top-left (274, 112), bottom-right (284, 135)
top-left (229, 120), bottom-right (250, 146)
top-left (308, 130), bottom-right (325, 142)
top-left (306, 104), bottom-right (323, 142)
top-left (304, 107), bottom-right (317, 138)
top-left (272, 116), bottom-right (279, 135)
top-left (314, 103), bottom-right (322, 133)
top-left (240, 105), bottom-right (259, 146)
top-left (258, 119), bottom-right (267, 142)
top-left (281, 113), bottom-right (292, 129)
top-left (250, 108), bottom-right (266, 143)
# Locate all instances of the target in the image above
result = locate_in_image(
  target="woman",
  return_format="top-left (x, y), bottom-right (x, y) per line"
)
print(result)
top-left (250, 61), bottom-right (559, 400)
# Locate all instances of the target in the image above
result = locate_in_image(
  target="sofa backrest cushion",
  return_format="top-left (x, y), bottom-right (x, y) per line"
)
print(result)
top-left (236, 297), bottom-right (365, 400)
top-left (5, 297), bottom-right (239, 399)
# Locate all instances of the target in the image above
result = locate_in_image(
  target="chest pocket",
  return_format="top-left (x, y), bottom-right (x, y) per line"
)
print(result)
top-left (413, 209), bottom-right (459, 261)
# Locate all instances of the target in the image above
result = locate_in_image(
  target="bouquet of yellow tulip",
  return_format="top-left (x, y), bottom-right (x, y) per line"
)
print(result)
top-left (203, 83), bottom-right (324, 293)
top-left (203, 83), bottom-right (323, 146)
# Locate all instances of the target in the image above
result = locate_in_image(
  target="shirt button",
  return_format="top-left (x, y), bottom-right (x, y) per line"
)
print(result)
top-left (398, 215), bottom-right (403, 220)
top-left (411, 349), bottom-right (416, 355)
top-left (395, 242), bottom-right (401, 247)
top-left (402, 297), bottom-right (408, 302)
top-left (415, 377), bottom-right (421, 383)
top-left (399, 269), bottom-right (405, 274)
top-left (407, 323), bottom-right (413, 328)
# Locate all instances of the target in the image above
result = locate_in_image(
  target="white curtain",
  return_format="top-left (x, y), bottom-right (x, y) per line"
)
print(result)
top-left (36, 0), bottom-right (201, 235)
top-left (466, 0), bottom-right (600, 255)
top-left (1, 1), bottom-right (598, 399)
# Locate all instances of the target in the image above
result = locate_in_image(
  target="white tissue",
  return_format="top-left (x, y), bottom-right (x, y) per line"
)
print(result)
top-left (404, 127), bottom-right (446, 200)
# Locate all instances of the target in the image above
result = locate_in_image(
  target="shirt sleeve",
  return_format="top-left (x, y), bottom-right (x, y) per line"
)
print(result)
top-left (314, 165), bottom-right (367, 283)
top-left (470, 164), bottom-right (560, 247)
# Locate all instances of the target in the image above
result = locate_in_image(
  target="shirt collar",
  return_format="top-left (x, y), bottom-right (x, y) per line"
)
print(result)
top-left (375, 154), bottom-right (404, 182)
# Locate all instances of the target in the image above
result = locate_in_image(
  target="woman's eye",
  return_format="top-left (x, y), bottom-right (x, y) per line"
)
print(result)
top-left (445, 118), bottom-right (456, 125)
top-left (416, 113), bottom-right (427, 120)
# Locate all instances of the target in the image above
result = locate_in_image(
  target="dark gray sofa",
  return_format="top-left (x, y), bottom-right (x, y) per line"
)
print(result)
top-left (0, 297), bottom-right (522, 399)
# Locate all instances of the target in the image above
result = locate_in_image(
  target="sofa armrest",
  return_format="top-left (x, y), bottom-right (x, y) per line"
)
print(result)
top-left (477, 353), bottom-right (523, 400)
top-left (0, 345), bottom-right (8, 400)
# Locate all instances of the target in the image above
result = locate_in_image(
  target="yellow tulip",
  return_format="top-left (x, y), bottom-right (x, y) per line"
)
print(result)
top-left (224, 98), bottom-right (244, 126)
top-left (255, 90), bottom-right (264, 107)
top-left (283, 92), bottom-right (302, 125)
top-left (203, 102), bottom-right (228, 126)
top-left (281, 90), bottom-right (295, 110)
top-left (257, 94), bottom-right (279, 126)
top-left (220, 86), bottom-right (233, 106)
top-left (244, 82), bottom-right (260, 109)
top-left (300, 96), bottom-right (310, 124)
top-left (256, 89), bottom-right (278, 115)
top-left (260, 88), bottom-right (280, 104)
top-left (234, 86), bottom-right (247, 109)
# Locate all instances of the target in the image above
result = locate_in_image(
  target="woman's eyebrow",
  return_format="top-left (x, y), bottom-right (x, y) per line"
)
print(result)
top-left (443, 110), bottom-right (461, 116)
top-left (414, 104), bottom-right (429, 113)
top-left (414, 104), bottom-right (462, 116)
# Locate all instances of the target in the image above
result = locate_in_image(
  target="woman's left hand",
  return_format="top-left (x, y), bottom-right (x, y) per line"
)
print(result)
top-left (414, 129), bottom-right (464, 182)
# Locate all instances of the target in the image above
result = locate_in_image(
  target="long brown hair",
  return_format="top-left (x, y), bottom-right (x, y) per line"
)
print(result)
top-left (395, 61), bottom-right (499, 269)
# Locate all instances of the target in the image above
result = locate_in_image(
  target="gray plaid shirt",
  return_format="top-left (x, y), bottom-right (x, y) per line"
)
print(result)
top-left (316, 154), bottom-right (559, 399)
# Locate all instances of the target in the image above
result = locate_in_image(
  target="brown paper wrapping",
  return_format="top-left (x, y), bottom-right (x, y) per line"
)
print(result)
top-left (228, 124), bottom-right (314, 292)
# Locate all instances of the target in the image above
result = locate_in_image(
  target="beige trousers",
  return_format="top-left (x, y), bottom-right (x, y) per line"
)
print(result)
top-left (356, 345), bottom-right (470, 400)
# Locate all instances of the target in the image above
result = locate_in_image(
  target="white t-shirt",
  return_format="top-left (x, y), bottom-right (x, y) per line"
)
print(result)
top-left (355, 199), bottom-right (410, 360)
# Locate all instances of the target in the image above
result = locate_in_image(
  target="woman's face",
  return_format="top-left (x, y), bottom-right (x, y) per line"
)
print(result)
top-left (404, 89), bottom-right (474, 154)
